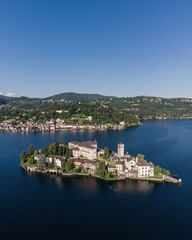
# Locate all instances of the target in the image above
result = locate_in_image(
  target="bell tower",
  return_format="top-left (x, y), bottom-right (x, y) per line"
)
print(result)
top-left (118, 143), bottom-right (124, 158)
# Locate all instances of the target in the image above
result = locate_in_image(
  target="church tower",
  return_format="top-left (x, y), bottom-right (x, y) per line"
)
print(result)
top-left (118, 143), bottom-right (124, 158)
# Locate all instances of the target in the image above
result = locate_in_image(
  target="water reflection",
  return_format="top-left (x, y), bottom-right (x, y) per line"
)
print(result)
top-left (72, 176), bottom-right (98, 193)
top-left (112, 179), bottom-right (158, 193)
top-left (34, 173), bottom-right (159, 195)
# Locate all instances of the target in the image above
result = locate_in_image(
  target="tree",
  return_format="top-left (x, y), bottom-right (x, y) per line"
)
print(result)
top-left (65, 160), bottom-right (72, 172)
top-left (58, 143), bottom-right (65, 156)
top-left (28, 144), bottom-right (35, 155)
top-left (58, 146), bottom-right (62, 156)
top-left (162, 168), bottom-right (166, 174)
top-left (69, 149), bottom-right (73, 158)
top-left (48, 143), bottom-right (56, 155)
top-left (97, 162), bottom-right (106, 178)
top-left (37, 159), bottom-right (46, 171)
top-left (75, 167), bottom-right (81, 173)
top-left (62, 159), bottom-right (66, 168)
top-left (62, 145), bottom-right (66, 156)
top-left (20, 151), bottom-right (27, 163)
top-left (65, 147), bottom-right (69, 160)
top-left (137, 154), bottom-right (145, 159)
top-left (166, 170), bottom-right (171, 176)
top-left (154, 165), bottom-right (162, 176)
top-left (41, 147), bottom-right (49, 157)
top-left (34, 150), bottom-right (38, 156)
top-left (104, 147), bottom-right (109, 159)
top-left (28, 157), bottom-right (34, 165)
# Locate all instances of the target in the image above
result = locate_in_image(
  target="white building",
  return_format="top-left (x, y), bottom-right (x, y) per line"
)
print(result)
top-left (124, 156), bottom-right (137, 171)
top-left (69, 141), bottom-right (97, 160)
top-left (137, 158), bottom-right (154, 178)
top-left (122, 155), bottom-right (154, 178)
top-left (46, 156), bottom-right (64, 168)
top-left (116, 161), bottom-right (124, 174)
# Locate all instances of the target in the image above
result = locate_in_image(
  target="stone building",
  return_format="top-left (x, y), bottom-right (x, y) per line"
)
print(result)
top-left (123, 155), bottom-right (154, 178)
top-left (118, 143), bottom-right (124, 158)
top-left (46, 155), bottom-right (64, 168)
top-left (69, 141), bottom-right (97, 160)
top-left (69, 158), bottom-right (98, 175)
top-left (137, 158), bottom-right (154, 177)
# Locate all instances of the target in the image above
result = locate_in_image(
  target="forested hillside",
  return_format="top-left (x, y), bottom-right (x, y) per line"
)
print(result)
top-left (1, 93), bottom-right (192, 120)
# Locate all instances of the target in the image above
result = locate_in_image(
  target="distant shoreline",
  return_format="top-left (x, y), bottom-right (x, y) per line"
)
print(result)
top-left (0, 122), bottom-right (141, 133)
top-left (2, 118), bottom-right (192, 134)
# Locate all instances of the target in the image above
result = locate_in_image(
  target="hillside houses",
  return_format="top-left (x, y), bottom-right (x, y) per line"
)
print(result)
top-left (0, 117), bottom-right (127, 133)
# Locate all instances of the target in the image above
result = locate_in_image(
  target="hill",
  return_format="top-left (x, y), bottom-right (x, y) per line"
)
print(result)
top-left (108, 96), bottom-right (192, 119)
top-left (0, 97), bottom-right (7, 105)
top-left (45, 92), bottom-right (113, 101)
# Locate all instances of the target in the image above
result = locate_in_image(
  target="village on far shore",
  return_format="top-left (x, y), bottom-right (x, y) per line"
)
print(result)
top-left (20, 141), bottom-right (181, 184)
top-left (0, 118), bottom-right (132, 132)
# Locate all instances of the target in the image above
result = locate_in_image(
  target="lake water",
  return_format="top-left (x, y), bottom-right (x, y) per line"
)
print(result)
top-left (0, 120), bottom-right (192, 240)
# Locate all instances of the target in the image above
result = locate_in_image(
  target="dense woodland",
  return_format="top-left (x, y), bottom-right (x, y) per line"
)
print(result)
top-left (108, 96), bottom-right (192, 119)
top-left (1, 92), bottom-right (192, 122)
top-left (0, 96), bottom-right (139, 126)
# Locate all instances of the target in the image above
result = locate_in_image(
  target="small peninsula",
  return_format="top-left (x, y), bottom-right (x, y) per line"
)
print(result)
top-left (20, 141), bottom-right (181, 184)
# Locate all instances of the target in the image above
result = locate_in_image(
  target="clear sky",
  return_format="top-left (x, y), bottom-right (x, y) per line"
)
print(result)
top-left (0, 0), bottom-right (192, 98)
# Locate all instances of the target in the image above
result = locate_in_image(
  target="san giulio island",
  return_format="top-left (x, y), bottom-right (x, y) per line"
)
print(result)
top-left (20, 141), bottom-right (181, 184)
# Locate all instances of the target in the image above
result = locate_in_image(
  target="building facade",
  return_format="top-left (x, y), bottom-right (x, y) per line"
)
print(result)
top-left (69, 141), bottom-right (97, 160)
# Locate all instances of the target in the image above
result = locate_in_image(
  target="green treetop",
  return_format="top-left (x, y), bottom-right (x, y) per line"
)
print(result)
top-left (65, 160), bottom-right (72, 172)
top-left (20, 151), bottom-right (27, 163)
top-left (137, 154), bottom-right (145, 159)
top-left (104, 147), bottom-right (109, 159)
top-left (28, 144), bottom-right (35, 155)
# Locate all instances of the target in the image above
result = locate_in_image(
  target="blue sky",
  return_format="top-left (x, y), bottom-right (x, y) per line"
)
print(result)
top-left (0, 0), bottom-right (192, 98)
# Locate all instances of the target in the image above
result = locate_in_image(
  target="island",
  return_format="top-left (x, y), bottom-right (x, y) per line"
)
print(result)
top-left (20, 141), bottom-right (181, 184)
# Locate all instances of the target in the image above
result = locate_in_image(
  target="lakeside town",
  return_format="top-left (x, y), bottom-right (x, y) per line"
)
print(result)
top-left (20, 141), bottom-right (181, 184)
top-left (0, 118), bottom-right (131, 132)
top-left (3, 92), bottom-right (192, 134)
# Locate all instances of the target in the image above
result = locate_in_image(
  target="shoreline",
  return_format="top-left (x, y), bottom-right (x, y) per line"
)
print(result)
top-left (0, 123), bottom-right (141, 133)
top-left (2, 118), bottom-right (192, 133)
top-left (21, 163), bottom-right (182, 184)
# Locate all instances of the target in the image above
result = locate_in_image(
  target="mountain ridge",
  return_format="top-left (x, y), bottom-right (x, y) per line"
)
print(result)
top-left (1, 92), bottom-right (192, 101)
